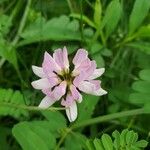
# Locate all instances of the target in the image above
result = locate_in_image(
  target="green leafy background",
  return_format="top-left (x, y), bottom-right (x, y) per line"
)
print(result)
top-left (0, 0), bottom-right (150, 149)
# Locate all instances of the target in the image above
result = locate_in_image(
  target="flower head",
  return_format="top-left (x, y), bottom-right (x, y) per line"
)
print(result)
top-left (31, 47), bottom-right (107, 122)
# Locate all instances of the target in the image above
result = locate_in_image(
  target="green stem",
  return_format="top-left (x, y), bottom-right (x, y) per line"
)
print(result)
top-left (66, 0), bottom-right (74, 13)
top-left (72, 108), bottom-right (145, 129)
top-left (55, 128), bottom-right (71, 150)
top-left (0, 0), bottom-right (32, 68)
top-left (12, 0), bottom-right (31, 46)
top-left (0, 102), bottom-right (66, 111)
top-left (55, 108), bottom-right (145, 148)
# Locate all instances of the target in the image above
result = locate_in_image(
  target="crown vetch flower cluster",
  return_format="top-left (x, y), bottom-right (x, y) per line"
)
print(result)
top-left (31, 47), bottom-right (107, 122)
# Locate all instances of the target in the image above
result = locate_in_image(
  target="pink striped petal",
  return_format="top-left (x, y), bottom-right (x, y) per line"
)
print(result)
top-left (39, 96), bottom-right (55, 108)
top-left (42, 51), bottom-right (61, 74)
top-left (88, 68), bottom-right (105, 80)
top-left (73, 71), bottom-right (86, 87)
top-left (70, 84), bottom-right (80, 100)
top-left (47, 76), bottom-right (60, 87)
top-left (73, 49), bottom-right (88, 68)
top-left (31, 78), bottom-right (51, 89)
top-left (32, 65), bottom-right (45, 78)
top-left (52, 81), bottom-right (67, 100)
top-left (61, 94), bottom-right (74, 107)
top-left (53, 47), bottom-right (69, 70)
top-left (89, 80), bottom-right (101, 91)
top-left (78, 81), bottom-right (95, 94)
top-left (42, 88), bottom-right (52, 97)
top-left (66, 101), bottom-right (77, 122)
top-left (63, 46), bottom-right (69, 69)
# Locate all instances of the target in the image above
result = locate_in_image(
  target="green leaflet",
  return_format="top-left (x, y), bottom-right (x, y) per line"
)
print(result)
top-left (129, 69), bottom-right (150, 106)
top-left (94, 0), bottom-right (102, 28)
top-left (19, 15), bottom-right (93, 46)
top-left (86, 129), bottom-right (148, 150)
top-left (76, 94), bottom-right (100, 123)
top-left (0, 88), bottom-right (29, 119)
top-left (12, 121), bottom-right (56, 150)
top-left (127, 41), bottom-right (150, 55)
top-left (101, 0), bottom-right (122, 38)
top-left (65, 132), bottom-right (87, 150)
top-left (129, 0), bottom-right (150, 34)
top-left (0, 38), bottom-right (18, 69)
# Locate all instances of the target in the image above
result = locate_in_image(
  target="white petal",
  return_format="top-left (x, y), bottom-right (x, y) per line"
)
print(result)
top-left (78, 81), bottom-right (95, 94)
top-left (32, 65), bottom-right (45, 78)
top-left (39, 96), bottom-right (55, 108)
top-left (31, 78), bottom-right (51, 89)
top-left (77, 93), bottom-right (82, 103)
top-left (88, 68), bottom-right (105, 80)
top-left (66, 101), bottom-right (77, 122)
top-left (93, 88), bottom-right (107, 96)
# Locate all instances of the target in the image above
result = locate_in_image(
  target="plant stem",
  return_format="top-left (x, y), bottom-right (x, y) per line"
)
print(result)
top-left (0, 102), bottom-right (66, 111)
top-left (72, 108), bottom-right (145, 129)
top-left (12, 0), bottom-right (32, 46)
top-left (55, 128), bottom-right (71, 150)
top-left (66, 0), bottom-right (74, 13)
top-left (0, 0), bottom-right (32, 68)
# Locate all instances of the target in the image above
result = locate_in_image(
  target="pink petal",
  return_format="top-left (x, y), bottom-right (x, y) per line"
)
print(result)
top-left (72, 58), bottom-right (91, 76)
top-left (61, 94), bottom-right (74, 107)
top-left (39, 96), bottom-right (55, 108)
top-left (42, 51), bottom-right (61, 74)
top-left (53, 47), bottom-right (69, 70)
top-left (47, 76), bottom-right (60, 87)
top-left (73, 60), bottom-right (96, 86)
top-left (63, 46), bottom-right (69, 69)
top-left (78, 80), bottom-right (107, 96)
top-left (70, 84), bottom-right (80, 100)
top-left (73, 60), bottom-right (96, 80)
top-left (32, 65), bottom-right (45, 78)
top-left (42, 88), bottom-right (52, 97)
top-left (88, 68), bottom-right (105, 80)
top-left (66, 101), bottom-right (77, 122)
top-left (89, 80), bottom-right (101, 90)
top-left (78, 81), bottom-right (95, 94)
top-left (52, 81), bottom-right (67, 100)
top-left (84, 60), bottom-right (96, 77)
top-left (73, 72), bottom-right (86, 87)
top-left (31, 78), bottom-right (51, 89)
top-left (73, 49), bottom-right (88, 68)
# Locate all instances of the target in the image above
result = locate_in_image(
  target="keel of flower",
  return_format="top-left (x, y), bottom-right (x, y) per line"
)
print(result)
top-left (31, 47), bottom-right (107, 122)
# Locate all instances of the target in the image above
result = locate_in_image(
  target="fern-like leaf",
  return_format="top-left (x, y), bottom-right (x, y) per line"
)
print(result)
top-left (86, 129), bottom-right (148, 150)
top-left (0, 88), bottom-right (29, 119)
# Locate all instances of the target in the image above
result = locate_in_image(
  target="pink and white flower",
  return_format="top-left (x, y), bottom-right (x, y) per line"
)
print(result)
top-left (31, 47), bottom-right (107, 122)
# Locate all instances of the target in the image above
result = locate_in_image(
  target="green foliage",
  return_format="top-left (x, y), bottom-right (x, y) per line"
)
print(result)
top-left (12, 121), bottom-right (56, 150)
top-left (41, 111), bottom-right (67, 137)
top-left (65, 132), bottom-right (87, 150)
top-left (129, 69), bottom-right (150, 106)
top-left (127, 41), bottom-right (150, 55)
top-left (19, 15), bottom-right (92, 46)
top-left (76, 94), bottom-right (99, 122)
top-left (86, 129), bottom-right (148, 150)
top-left (0, 0), bottom-right (150, 149)
top-left (129, 0), bottom-right (150, 35)
top-left (0, 88), bottom-right (29, 119)
top-left (101, 0), bottom-right (122, 38)
top-left (94, 0), bottom-right (102, 27)
top-left (0, 38), bottom-right (18, 68)
top-left (0, 14), bottom-right (12, 36)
